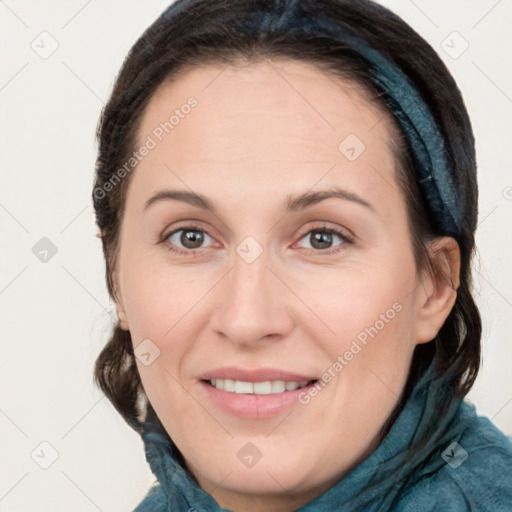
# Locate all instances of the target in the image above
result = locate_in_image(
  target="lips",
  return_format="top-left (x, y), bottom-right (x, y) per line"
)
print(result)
top-left (197, 367), bottom-right (320, 419)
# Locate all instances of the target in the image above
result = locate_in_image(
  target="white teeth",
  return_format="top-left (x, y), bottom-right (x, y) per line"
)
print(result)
top-left (235, 380), bottom-right (253, 394)
top-left (224, 379), bottom-right (235, 392)
top-left (253, 381), bottom-right (272, 394)
top-left (271, 380), bottom-right (286, 393)
top-left (209, 379), bottom-right (312, 394)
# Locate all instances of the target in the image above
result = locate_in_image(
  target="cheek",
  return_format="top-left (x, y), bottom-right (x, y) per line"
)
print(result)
top-left (300, 263), bottom-right (418, 413)
top-left (304, 268), bottom-right (415, 350)
top-left (118, 246), bottom-right (201, 340)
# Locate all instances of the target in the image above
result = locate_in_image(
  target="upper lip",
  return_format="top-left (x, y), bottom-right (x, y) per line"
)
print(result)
top-left (199, 367), bottom-right (318, 383)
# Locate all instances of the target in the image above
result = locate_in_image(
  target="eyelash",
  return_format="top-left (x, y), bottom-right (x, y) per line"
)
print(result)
top-left (160, 223), bottom-right (354, 256)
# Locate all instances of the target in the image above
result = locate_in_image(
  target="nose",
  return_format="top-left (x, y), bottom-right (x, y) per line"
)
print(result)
top-left (209, 245), bottom-right (294, 347)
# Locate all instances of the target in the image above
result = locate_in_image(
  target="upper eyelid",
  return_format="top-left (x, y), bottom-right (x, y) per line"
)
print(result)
top-left (296, 223), bottom-right (351, 238)
top-left (162, 220), bottom-right (213, 238)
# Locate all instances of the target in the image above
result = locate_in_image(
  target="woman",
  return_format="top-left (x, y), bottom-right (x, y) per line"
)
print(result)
top-left (92, 0), bottom-right (512, 510)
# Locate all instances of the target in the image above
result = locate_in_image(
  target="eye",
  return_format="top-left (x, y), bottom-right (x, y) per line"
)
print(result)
top-left (295, 225), bottom-right (352, 254)
top-left (160, 223), bottom-right (352, 256)
top-left (163, 225), bottom-right (215, 254)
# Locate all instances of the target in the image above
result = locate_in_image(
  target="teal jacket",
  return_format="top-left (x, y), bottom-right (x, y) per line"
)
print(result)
top-left (133, 360), bottom-right (512, 511)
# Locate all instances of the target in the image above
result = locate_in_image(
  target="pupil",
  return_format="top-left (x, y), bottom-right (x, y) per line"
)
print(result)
top-left (181, 230), bottom-right (204, 248)
top-left (311, 230), bottom-right (332, 249)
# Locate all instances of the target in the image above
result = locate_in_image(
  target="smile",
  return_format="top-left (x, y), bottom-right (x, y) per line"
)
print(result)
top-left (207, 378), bottom-right (316, 394)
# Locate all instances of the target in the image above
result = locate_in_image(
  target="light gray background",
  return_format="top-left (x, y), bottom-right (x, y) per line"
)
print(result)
top-left (0, 1), bottom-right (511, 510)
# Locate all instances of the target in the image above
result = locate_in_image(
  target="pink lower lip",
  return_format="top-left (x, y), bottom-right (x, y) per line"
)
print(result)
top-left (199, 380), bottom-right (315, 419)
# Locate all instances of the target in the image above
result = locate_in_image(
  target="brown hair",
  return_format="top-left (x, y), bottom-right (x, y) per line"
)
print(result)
top-left (93, 0), bottom-right (480, 451)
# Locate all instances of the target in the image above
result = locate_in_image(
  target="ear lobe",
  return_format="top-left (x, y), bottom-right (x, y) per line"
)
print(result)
top-left (112, 273), bottom-right (130, 331)
top-left (415, 237), bottom-right (460, 344)
top-left (116, 304), bottom-right (130, 331)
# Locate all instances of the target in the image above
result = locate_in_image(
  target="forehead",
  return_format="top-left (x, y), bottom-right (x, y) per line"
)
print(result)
top-left (131, 59), bottom-right (400, 206)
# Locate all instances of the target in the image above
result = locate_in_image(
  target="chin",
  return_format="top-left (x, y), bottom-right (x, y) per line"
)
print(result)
top-left (188, 445), bottom-right (323, 496)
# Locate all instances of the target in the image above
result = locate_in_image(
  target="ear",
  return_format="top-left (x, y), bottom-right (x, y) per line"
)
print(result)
top-left (112, 270), bottom-right (130, 331)
top-left (414, 236), bottom-right (460, 344)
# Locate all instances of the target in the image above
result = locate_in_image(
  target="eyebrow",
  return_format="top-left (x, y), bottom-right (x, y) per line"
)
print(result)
top-left (143, 186), bottom-right (375, 214)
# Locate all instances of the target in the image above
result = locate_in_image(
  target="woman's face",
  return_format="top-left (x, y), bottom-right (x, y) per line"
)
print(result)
top-left (114, 60), bottom-right (443, 510)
